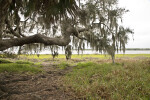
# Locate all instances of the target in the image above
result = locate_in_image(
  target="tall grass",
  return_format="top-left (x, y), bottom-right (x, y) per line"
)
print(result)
top-left (63, 61), bottom-right (150, 99)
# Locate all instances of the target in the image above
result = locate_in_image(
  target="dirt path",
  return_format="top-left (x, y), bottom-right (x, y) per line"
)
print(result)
top-left (0, 62), bottom-right (73, 100)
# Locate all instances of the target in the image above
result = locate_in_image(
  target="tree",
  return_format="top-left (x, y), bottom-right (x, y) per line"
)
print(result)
top-left (0, 0), bottom-right (133, 63)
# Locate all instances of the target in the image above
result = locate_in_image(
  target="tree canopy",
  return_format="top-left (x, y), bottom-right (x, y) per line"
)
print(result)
top-left (0, 0), bottom-right (133, 62)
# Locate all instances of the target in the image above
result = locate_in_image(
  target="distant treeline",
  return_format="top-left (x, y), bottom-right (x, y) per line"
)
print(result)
top-left (73, 48), bottom-right (150, 51)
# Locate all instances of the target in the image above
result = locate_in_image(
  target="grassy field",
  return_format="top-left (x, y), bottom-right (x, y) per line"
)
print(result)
top-left (0, 54), bottom-right (150, 99)
top-left (20, 54), bottom-right (150, 59)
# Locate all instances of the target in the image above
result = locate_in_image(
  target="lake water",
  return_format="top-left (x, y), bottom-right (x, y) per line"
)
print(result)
top-left (1, 48), bottom-right (150, 54)
top-left (40, 50), bottom-right (150, 54)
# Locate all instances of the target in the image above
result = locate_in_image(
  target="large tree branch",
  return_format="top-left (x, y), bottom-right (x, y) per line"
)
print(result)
top-left (0, 34), bottom-right (71, 51)
top-left (0, 26), bottom-right (90, 51)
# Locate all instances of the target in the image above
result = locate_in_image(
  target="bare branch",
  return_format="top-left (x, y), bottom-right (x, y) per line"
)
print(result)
top-left (18, 27), bottom-right (26, 37)
top-left (5, 19), bottom-right (21, 38)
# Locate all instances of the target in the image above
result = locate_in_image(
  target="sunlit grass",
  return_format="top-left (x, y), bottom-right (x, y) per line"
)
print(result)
top-left (19, 54), bottom-right (51, 59)
top-left (20, 54), bottom-right (150, 60)
top-left (115, 54), bottom-right (150, 58)
top-left (63, 61), bottom-right (150, 99)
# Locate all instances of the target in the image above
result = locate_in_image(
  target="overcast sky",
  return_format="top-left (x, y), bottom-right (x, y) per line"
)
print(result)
top-left (118, 0), bottom-right (150, 48)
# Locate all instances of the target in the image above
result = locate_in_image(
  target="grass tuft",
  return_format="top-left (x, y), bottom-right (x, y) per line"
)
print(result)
top-left (57, 62), bottom-right (70, 69)
top-left (0, 63), bottom-right (42, 73)
top-left (74, 62), bottom-right (96, 69)
top-left (0, 59), bottom-right (13, 63)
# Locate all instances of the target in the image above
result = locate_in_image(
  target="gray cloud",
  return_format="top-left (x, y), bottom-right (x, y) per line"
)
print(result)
top-left (119, 0), bottom-right (150, 48)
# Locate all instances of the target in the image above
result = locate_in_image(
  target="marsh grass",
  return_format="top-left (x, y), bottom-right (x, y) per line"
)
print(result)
top-left (115, 54), bottom-right (150, 58)
top-left (63, 61), bottom-right (150, 99)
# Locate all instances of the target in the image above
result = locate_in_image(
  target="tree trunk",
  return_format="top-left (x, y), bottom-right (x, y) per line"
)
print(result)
top-left (17, 46), bottom-right (22, 55)
top-left (111, 54), bottom-right (115, 64)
